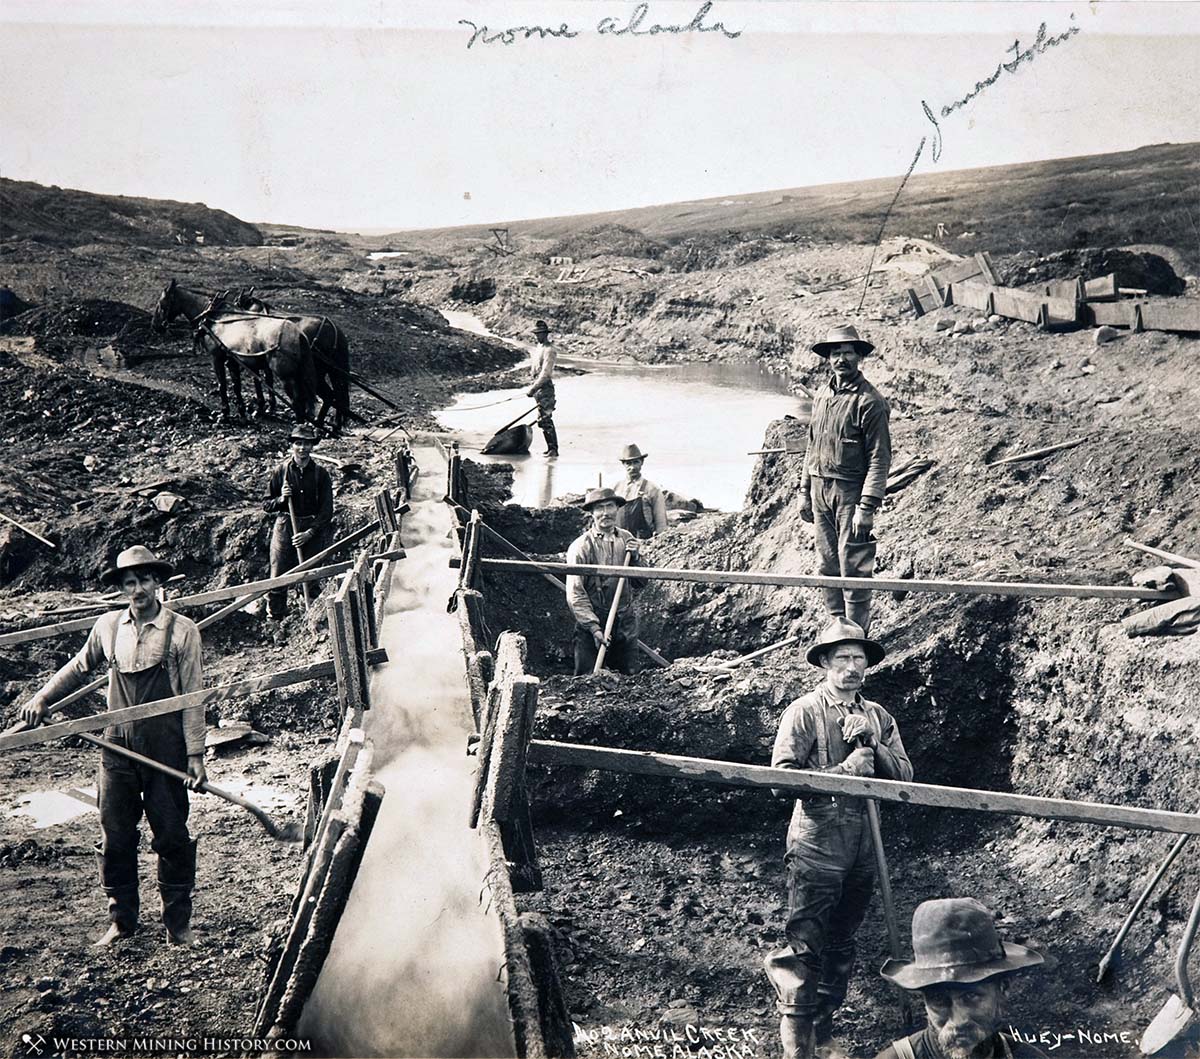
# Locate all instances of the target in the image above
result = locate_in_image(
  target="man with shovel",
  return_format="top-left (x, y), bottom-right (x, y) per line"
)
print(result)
top-left (526, 319), bottom-right (559, 456)
top-left (799, 324), bottom-right (892, 634)
top-left (874, 898), bottom-right (1046, 1059)
top-left (764, 618), bottom-right (911, 1058)
top-left (565, 487), bottom-right (644, 675)
top-left (263, 422), bottom-right (334, 620)
top-left (19, 546), bottom-right (205, 947)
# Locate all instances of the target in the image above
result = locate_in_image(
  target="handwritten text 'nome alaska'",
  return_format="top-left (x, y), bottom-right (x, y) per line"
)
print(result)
top-left (459, 2), bottom-right (741, 48)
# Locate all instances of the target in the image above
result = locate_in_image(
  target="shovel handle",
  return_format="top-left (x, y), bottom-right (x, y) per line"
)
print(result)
top-left (286, 497), bottom-right (313, 610)
top-left (1175, 884), bottom-right (1200, 1007)
top-left (594, 552), bottom-right (633, 673)
top-left (496, 404), bottom-right (540, 435)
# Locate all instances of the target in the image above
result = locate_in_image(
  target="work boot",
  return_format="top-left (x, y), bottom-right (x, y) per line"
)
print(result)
top-left (541, 421), bottom-right (559, 457)
top-left (96, 845), bottom-right (139, 943)
top-left (779, 1015), bottom-right (817, 1059)
top-left (845, 601), bottom-right (871, 635)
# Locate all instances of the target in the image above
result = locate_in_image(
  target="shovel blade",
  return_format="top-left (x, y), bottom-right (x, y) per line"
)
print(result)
top-left (1140, 993), bottom-right (1195, 1054)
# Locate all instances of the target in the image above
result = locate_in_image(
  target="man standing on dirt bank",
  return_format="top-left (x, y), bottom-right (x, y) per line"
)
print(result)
top-left (614, 443), bottom-right (669, 538)
top-left (874, 898), bottom-right (1047, 1059)
top-left (263, 423), bottom-right (334, 620)
top-left (19, 546), bottom-right (205, 947)
top-left (764, 618), bottom-right (911, 1058)
top-left (565, 487), bottom-right (644, 675)
top-left (526, 319), bottom-right (559, 456)
top-left (800, 324), bottom-right (891, 634)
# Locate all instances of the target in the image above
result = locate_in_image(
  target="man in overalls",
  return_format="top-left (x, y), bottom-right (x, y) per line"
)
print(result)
top-left (763, 618), bottom-right (912, 1058)
top-left (20, 546), bottom-right (205, 947)
top-left (565, 488), bottom-right (644, 675)
top-left (799, 324), bottom-right (892, 633)
top-left (614, 443), bottom-right (668, 538)
top-left (526, 319), bottom-right (559, 456)
top-left (263, 422), bottom-right (335, 619)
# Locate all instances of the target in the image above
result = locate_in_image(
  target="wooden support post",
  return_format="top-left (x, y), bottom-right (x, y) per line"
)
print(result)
top-left (519, 912), bottom-right (576, 1059)
top-left (326, 594), bottom-right (355, 720)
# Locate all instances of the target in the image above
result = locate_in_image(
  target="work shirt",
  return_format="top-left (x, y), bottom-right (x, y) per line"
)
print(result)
top-left (528, 345), bottom-right (556, 391)
top-left (264, 457), bottom-right (334, 528)
top-left (30, 607), bottom-right (205, 756)
top-left (773, 684), bottom-right (911, 843)
top-left (614, 477), bottom-right (669, 537)
top-left (876, 1029), bottom-right (1047, 1059)
top-left (800, 372), bottom-right (892, 508)
top-left (565, 527), bottom-right (644, 639)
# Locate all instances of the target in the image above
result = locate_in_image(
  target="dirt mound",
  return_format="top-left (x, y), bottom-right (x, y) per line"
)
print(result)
top-left (448, 275), bottom-right (497, 303)
top-left (0, 287), bottom-right (34, 321)
top-left (661, 234), bottom-right (781, 273)
top-left (0, 177), bottom-right (263, 248)
top-left (1007, 247), bottom-right (1187, 295)
top-left (548, 224), bottom-right (665, 261)
top-left (1, 298), bottom-right (155, 348)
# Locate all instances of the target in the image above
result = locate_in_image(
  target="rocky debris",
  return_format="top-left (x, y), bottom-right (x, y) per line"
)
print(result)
top-left (205, 721), bottom-right (271, 752)
top-left (448, 275), bottom-right (497, 303)
top-left (0, 286), bottom-right (35, 322)
top-left (549, 224), bottom-right (666, 262)
top-left (1011, 247), bottom-right (1186, 296)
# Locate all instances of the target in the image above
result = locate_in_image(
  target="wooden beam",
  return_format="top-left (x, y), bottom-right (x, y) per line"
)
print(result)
top-left (0, 662), bottom-right (338, 752)
top-left (986, 437), bottom-right (1089, 467)
top-left (526, 740), bottom-right (1200, 837)
top-left (477, 558), bottom-right (1173, 602)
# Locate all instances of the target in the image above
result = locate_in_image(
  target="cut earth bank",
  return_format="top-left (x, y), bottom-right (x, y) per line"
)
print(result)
top-left (457, 298), bottom-right (1200, 1058)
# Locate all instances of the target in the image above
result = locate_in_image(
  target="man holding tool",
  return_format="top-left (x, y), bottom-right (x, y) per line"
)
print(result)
top-left (565, 487), bottom-right (644, 675)
top-left (799, 324), bottom-right (892, 634)
top-left (764, 617), bottom-right (911, 1058)
top-left (526, 319), bottom-right (559, 456)
top-left (874, 898), bottom-right (1046, 1059)
top-left (18, 545), bottom-right (205, 947)
top-left (263, 422), bottom-right (335, 620)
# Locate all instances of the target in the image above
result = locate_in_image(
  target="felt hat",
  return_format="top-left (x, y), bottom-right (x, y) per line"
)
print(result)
top-left (102, 545), bottom-right (174, 587)
top-left (620, 444), bottom-right (648, 462)
top-left (881, 898), bottom-right (1044, 990)
top-left (531, 320), bottom-right (551, 335)
top-left (289, 423), bottom-right (320, 442)
top-left (580, 487), bottom-right (626, 511)
top-left (805, 616), bottom-right (885, 667)
top-left (811, 324), bottom-right (874, 358)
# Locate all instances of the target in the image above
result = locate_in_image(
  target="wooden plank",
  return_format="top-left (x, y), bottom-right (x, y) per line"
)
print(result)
top-left (519, 913), bottom-right (575, 1058)
top-left (527, 740), bottom-right (1200, 837)
top-left (345, 570), bottom-right (372, 709)
top-left (1084, 301), bottom-right (1134, 328)
top-left (931, 255), bottom-right (984, 285)
top-left (477, 557), bottom-right (1172, 602)
top-left (976, 252), bottom-right (1002, 286)
top-left (949, 280), bottom-right (992, 314)
top-left (0, 562), bottom-right (357, 647)
top-left (0, 661), bottom-right (337, 752)
top-left (1083, 274), bottom-right (1119, 301)
top-left (325, 596), bottom-right (353, 718)
top-left (1138, 302), bottom-right (1200, 334)
top-left (1040, 278), bottom-right (1082, 302)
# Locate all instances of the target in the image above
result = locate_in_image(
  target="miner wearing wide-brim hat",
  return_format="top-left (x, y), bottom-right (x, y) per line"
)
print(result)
top-left (874, 898), bottom-right (1047, 1059)
top-left (799, 323), bottom-right (892, 635)
top-left (614, 443), bottom-right (669, 539)
top-left (19, 545), bottom-right (206, 948)
top-left (262, 422), bottom-right (335, 620)
top-left (526, 319), bottom-right (560, 456)
top-left (763, 617), bottom-right (912, 1058)
top-left (564, 487), bottom-right (646, 675)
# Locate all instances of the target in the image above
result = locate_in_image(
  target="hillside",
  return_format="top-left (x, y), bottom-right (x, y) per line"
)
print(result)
top-left (0, 178), bottom-right (263, 248)
top-left (381, 142), bottom-right (1200, 272)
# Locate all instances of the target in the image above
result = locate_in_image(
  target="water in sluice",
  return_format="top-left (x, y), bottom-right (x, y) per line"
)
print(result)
top-left (298, 448), bottom-right (516, 1058)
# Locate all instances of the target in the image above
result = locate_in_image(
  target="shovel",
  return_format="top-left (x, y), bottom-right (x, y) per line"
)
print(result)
top-left (594, 552), bottom-right (633, 673)
top-left (1141, 883), bottom-right (1200, 1054)
top-left (78, 732), bottom-right (302, 843)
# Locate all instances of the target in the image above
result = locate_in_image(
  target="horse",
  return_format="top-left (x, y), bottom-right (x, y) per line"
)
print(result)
top-left (193, 314), bottom-right (317, 424)
top-left (151, 280), bottom-right (316, 423)
top-left (233, 287), bottom-right (353, 435)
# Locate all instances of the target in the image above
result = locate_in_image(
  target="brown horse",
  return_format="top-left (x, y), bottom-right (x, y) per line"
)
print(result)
top-left (152, 280), bottom-right (316, 423)
top-left (233, 287), bottom-right (353, 435)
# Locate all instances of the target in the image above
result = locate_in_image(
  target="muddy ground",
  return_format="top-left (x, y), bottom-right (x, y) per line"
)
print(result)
top-left (2, 177), bottom-right (1199, 1059)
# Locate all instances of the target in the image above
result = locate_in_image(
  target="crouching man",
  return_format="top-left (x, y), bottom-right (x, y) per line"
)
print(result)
top-left (763, 618), bottom-right (912, 1058)
top-left (875, 898), bottom-right (1047, 1059)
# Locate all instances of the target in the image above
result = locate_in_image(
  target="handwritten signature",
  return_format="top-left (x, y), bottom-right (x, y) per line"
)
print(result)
top-left (459, 2), bottom-right (741, 49)
top-left (922, 14), bottom-right (1080, 163)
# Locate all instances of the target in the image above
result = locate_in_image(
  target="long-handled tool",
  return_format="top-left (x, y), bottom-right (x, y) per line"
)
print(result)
top-left (77, 732), bottom-right (302, 842)
top-left (1140, 883), bottom-right (1200, 1053)
top-left (857, 732), bottom-right (914, 1029)
top-left (1098, 832), bottom-right (1191, 982)
top-left (286, 496), bottom-right (313, 612)
top-left (710, 635), bottom-right (799, 671)
top-left (1125, 538), bottom-right (1200, 571)
top-left (594, 552), bottom-right (633, 673)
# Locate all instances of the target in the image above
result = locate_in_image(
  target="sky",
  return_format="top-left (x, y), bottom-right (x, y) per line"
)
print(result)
top-left (1, 1), bottom-right (1197, 232)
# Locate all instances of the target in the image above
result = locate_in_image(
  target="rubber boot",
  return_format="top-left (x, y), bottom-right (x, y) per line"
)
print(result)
top-left (95, 846), bottom-right (138, 946)
top-left (845, 599), bottom-right (871, 636)
top-left (158, 839), bottom-right (197, 945)
top-left (780, 1015), bottom-right (817, 1059)
top-left (541, 420), bottom-right (559, 457)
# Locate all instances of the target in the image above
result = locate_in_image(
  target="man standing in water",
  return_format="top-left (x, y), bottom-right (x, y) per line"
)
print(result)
top-left (614, 443), bottom-right (669, 538)
top-left (799, 324), bottom-right (892, 633)
top-left (526, 319), bottom-right (559, 456)
top-left (20, 546), bottom-right (205, 947)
